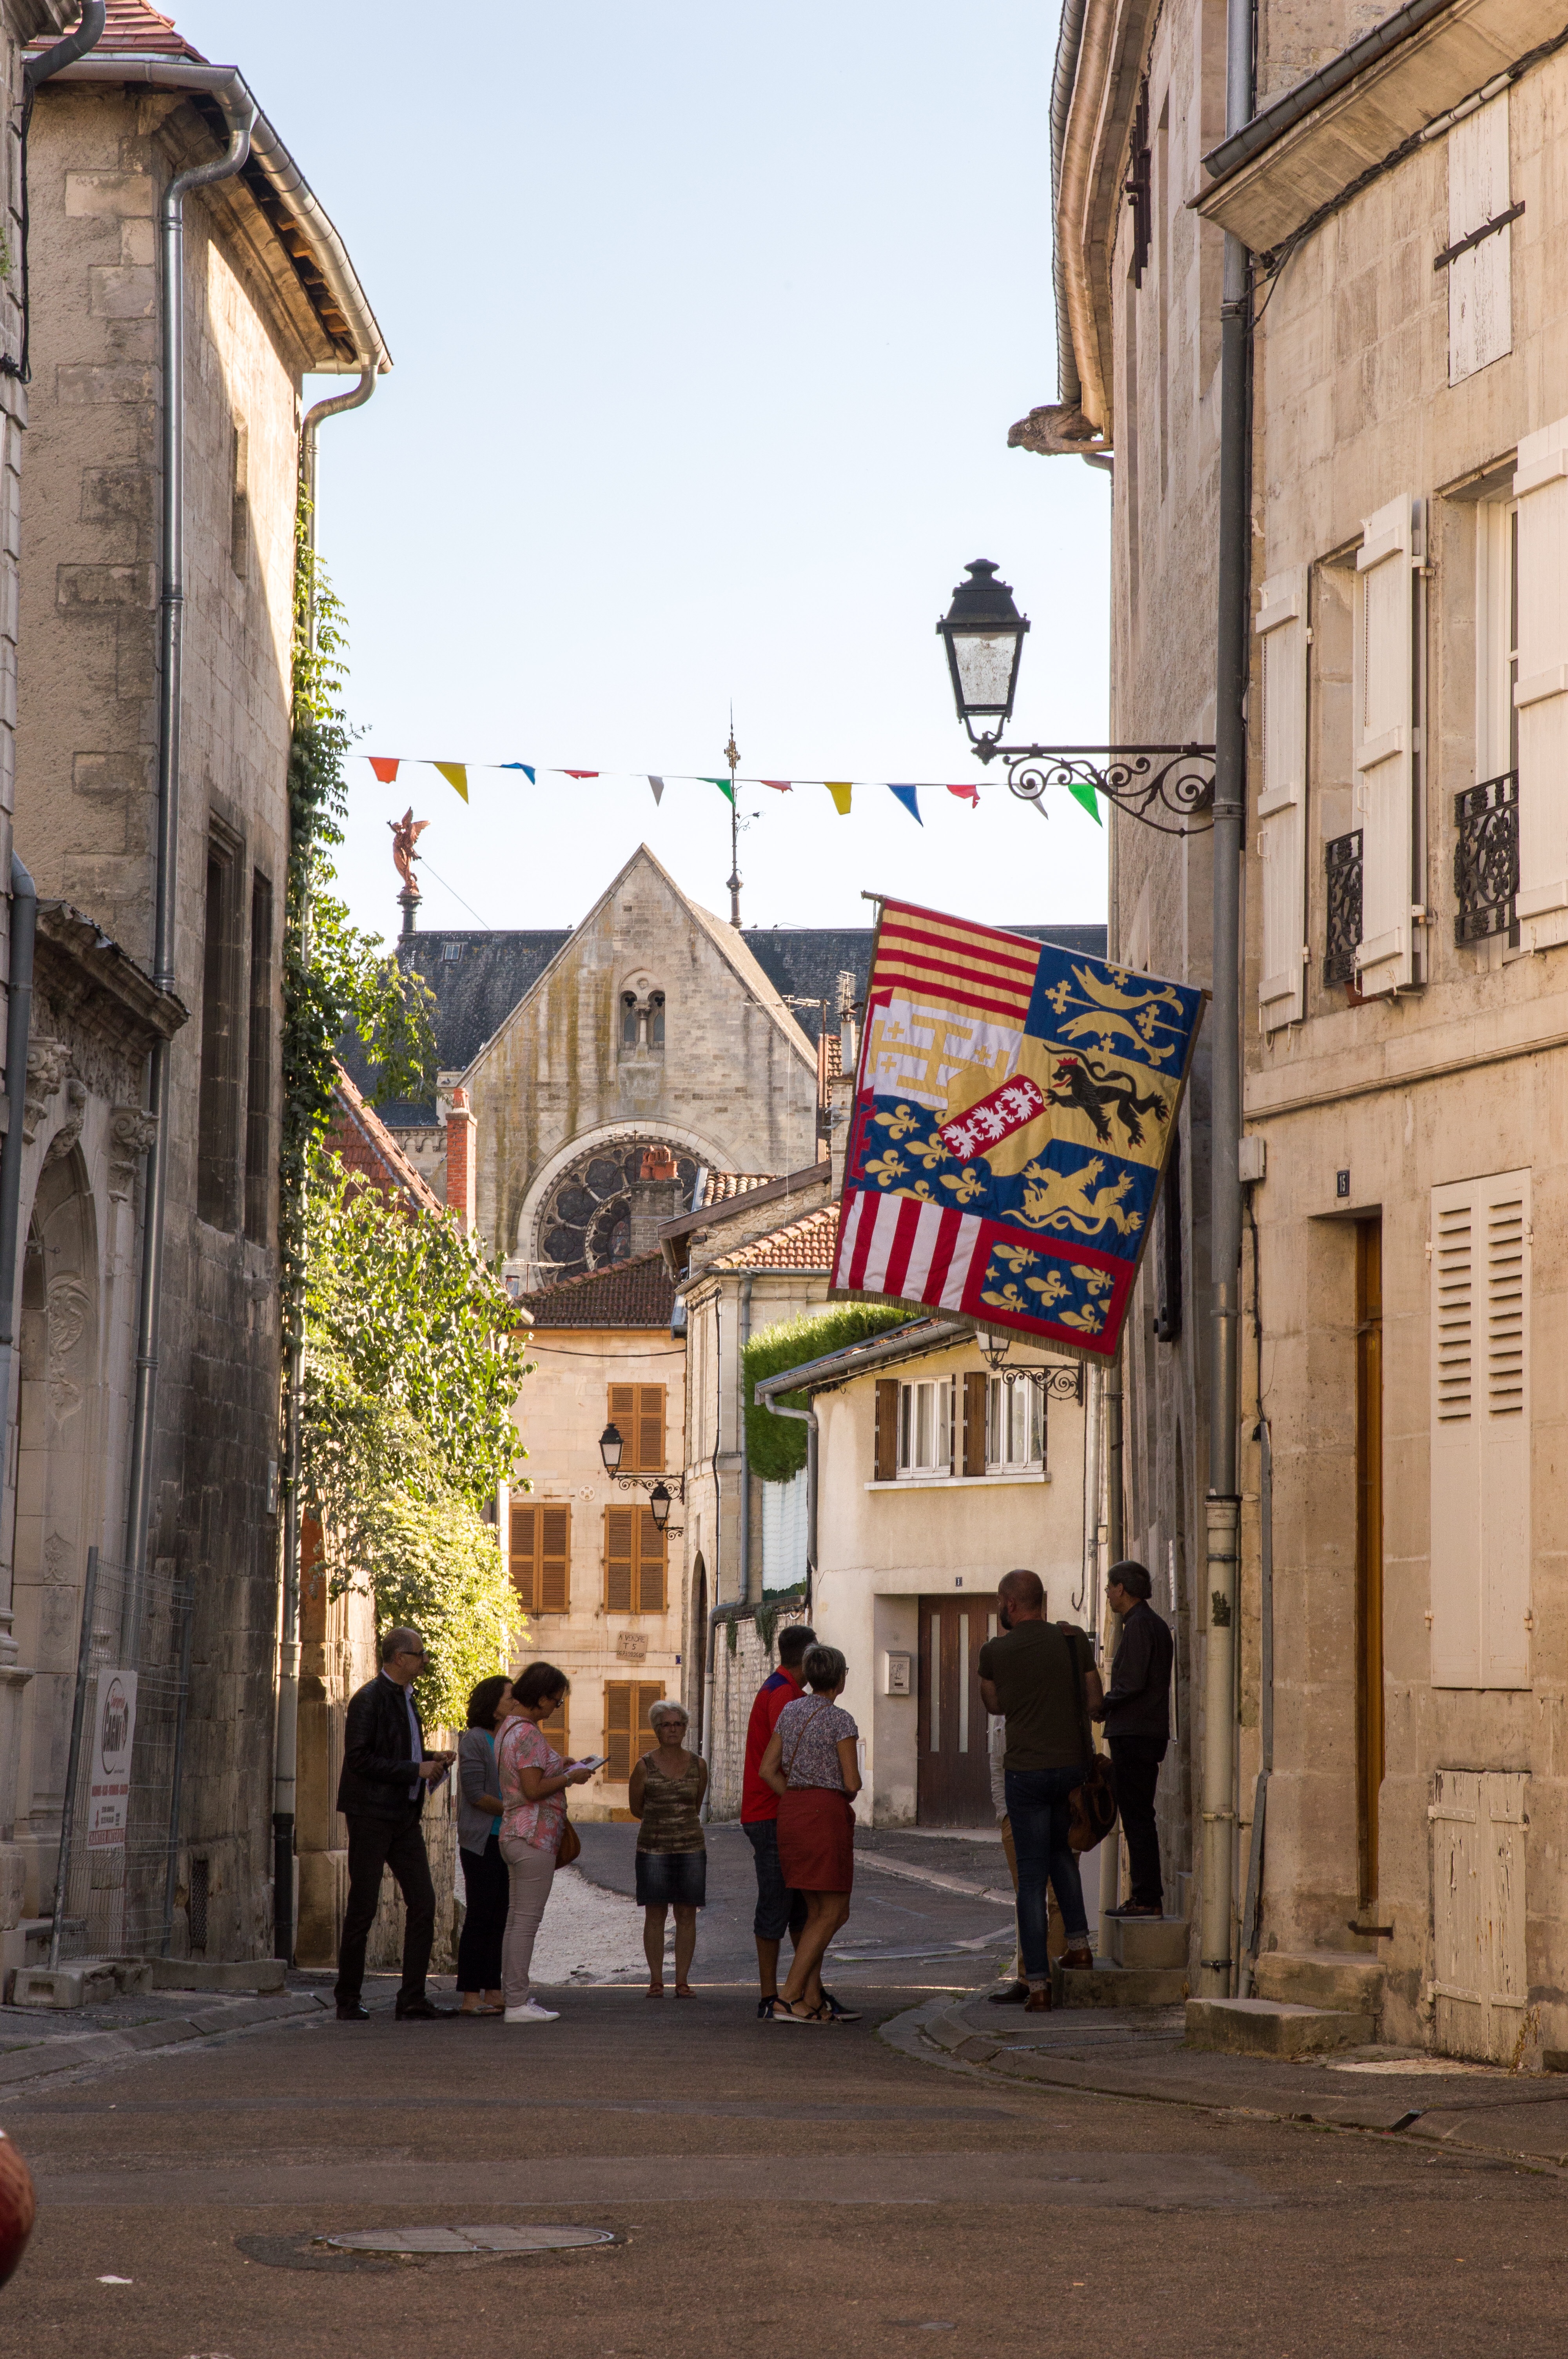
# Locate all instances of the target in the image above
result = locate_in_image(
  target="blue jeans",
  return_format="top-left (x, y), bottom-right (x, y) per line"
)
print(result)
top-left (1005, 1765), bottom-right (1089, 1976)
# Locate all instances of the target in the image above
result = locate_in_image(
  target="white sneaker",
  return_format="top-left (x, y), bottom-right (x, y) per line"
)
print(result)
top-left (503, 2000), bottom-right (559, 2024)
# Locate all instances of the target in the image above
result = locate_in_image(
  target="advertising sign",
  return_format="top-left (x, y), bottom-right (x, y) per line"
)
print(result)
top-left (86, 1669), bottom-right (137, 1850)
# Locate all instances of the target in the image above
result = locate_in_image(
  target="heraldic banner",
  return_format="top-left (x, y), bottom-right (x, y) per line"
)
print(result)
top-left (830, 898), bottom-right (1205, 1361)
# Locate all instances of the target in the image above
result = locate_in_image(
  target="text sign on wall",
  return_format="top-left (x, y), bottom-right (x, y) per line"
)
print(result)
top-left (87, 1670), bottom-right (137, 1850)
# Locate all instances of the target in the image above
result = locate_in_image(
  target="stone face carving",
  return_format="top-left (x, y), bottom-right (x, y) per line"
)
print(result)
top-left (22, 1038), bottom-right (71, 1143)
top-left (42, 1077), bottom-right (88, 1170)
top-left (46, 1276), bottom-right (91, 1419)
top-left (107, 1104), bottom-right (158, 1200)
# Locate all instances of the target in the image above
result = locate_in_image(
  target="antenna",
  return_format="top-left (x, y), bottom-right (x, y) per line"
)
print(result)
top-left (725, 703), bottom-right (742, 926)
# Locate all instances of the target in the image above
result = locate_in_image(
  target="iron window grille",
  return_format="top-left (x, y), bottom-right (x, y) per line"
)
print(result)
top-left (1324, 831), bottom-right (1363, 989)
top-left (1454, 771), bottom-right (1519, 945)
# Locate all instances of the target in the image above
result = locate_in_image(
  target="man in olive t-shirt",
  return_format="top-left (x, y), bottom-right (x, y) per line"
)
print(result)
top-left (978, 1568), bottom-right (1102, 2010)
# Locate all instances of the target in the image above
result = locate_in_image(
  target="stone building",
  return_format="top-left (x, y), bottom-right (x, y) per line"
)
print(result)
top-left (4, 0), bottom-right (388, 1969)
top-left (1047, 0), bottom-right (1568, 2057)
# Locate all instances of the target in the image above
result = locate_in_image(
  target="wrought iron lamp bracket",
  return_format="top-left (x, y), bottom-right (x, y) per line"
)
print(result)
top-left (974, 740), bottom-right (1217, 836)
top-left (613, 1472), bottom-right (686, 1503)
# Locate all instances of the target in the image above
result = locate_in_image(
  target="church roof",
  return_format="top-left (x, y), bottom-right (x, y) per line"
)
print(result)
top-left (711, 1203), bottom-right (839, 1272)
top-left (519, 1249), bottom-right (678, 1330)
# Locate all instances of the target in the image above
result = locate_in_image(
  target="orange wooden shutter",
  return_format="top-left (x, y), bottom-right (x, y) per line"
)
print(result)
top-left (539, 1505), bottom-right (570, 1612)
top-left (539, 1691), bottom-right (569, 1756)
top-left (636, 1681), bottom-right (662, 1758)
top-left (636, 1507), bottom-right (666, 1612)
top-left (636, 1384), bottom-right (665, 1471)
top-left (605, 1507), bottom-right (635, 1612)
top-left (963, 1372), bottom-right (988, 1477)
top-left (608, 1381), bottom-right (637, 1466)
top-left (604, 1681), bottom-right (634, 1779)
top-left (874, 1379), bottom-right (898, 1481)
top-left (508, 1501), bottom-right (537, 1611)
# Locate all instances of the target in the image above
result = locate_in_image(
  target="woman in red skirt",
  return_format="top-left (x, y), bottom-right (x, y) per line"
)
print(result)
top-left (759, 1644), bottom-right (862, 2023)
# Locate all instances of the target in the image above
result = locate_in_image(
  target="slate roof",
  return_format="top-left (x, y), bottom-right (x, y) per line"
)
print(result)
top-left (711, 1203), bottom-right (839, 1272)
top-left (347, 916), bottom-right (1109, 1110)
top-left (519, 1249), bottom-right (678, 1330)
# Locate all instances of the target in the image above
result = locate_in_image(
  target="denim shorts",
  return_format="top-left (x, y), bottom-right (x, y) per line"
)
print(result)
top-left (635, 1848), bottom-right (707, 1908)
top-left (744, 1817), bottom-right (809, 1942)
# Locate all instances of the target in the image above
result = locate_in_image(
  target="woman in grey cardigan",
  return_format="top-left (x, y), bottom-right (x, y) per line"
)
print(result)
top-left (457, 1676), bottom-right (521, 2014)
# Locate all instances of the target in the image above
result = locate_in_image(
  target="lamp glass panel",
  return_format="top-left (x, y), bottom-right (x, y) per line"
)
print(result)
top-left (952, 629), bottom-right (1019, 714)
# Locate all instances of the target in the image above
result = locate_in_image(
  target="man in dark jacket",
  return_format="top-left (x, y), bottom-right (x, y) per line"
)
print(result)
top-left (334, 1627), bottom-right (456, 2020)
top-left (1093, 1561), bottom-right (1175, 1919)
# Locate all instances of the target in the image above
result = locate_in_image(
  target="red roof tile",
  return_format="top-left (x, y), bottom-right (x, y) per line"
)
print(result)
top-left (39, 0), bottom-right (208, 60)
top-left (521, 1250), bottom-right (679, 1330)
top-left (327, 1065), bottom-right (443, 1215)
top-left (701, 1170), bottom-right (779, 1205)
top-left (712, 1204), bottom-right (840, 1272)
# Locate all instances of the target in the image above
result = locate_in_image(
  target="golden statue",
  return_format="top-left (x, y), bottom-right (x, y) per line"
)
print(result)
top-left (388, 807), bottom-right (427, 893)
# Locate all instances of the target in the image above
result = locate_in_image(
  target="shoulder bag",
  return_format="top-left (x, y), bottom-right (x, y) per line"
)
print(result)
top-left (1063, 1625), bottom-right (1119, 1853)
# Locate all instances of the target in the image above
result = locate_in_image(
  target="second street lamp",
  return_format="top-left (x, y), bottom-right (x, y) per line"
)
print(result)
top-left (936, 559), bottom-right (1030, 750)
top-left (598, 1423), bottom-right (623, 1476)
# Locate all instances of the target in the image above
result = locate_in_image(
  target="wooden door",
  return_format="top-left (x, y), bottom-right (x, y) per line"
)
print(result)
top-left (1355, 1217), bottom-right (1384, 1906)
top-left (916, 1594), bottom-right (998, 1826)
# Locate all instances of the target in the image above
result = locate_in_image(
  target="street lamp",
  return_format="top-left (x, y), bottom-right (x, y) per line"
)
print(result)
top-left (598, 1423), bottom-right (623, 1476)
top-left (648, 1482), bottom-right (673, 1533)
top-left (978, 1328), bottom-right (1013, 1375)
top-left (596, 1421), bottom-right (684, 1524)
top-left (937, 557), bottom-right (1216, 835)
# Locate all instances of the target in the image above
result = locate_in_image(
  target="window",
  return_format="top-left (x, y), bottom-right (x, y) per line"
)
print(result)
top-left (230, 420), bottom-right (249, 576)
top-left (897, 1378), bottom-right (953, 1478)
top-left (1352, 493), bottom-right (1422, 995)
top-left (608, 1382), bottom-right (665, 1471)
top-left (1429, 1170), bottom-right (1530, 1689)
top-left (244, 872), bottom-right (273, 1243)
top-left (1511, 414), bottom-right (1568, 951)
top-left (1446, 92), bottom-right (1513, 387)
top-left (604, 1505), bottom-right (666, 1612)
top-left (1457, 494), bottom-right (1520, 949)
top-left (196, 832), bottom-right (243, 1227)
top-left (510, 1500), bottom-right (570, 1613)
top-left (604, 1681), bottom-right (663, 1781)
top-left (618, 985), bottom-right (665, 1053)
top-left (621, 990), bottom-right (639, 1047)
top-left (1255, 565), bottom-right (1309, 1029)
top-left (648, 990), bottom-right (665, 1047)
top-left (986, 1374), bottom-right (1044, 1473)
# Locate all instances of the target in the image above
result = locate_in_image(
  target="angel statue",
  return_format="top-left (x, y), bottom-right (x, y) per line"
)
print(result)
top-left (388, 808), bottom-right (427, 892)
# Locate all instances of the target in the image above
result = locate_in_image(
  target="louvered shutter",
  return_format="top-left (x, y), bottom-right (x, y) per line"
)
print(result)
top-left (1255, 565), bottom-right (1309, 1027)
top-left (508, 1501), bottom-right (537, 1611)
top-left (604, 1681), bottom-right (633, 1779)
top-left (874, 1378), bottom-right (898, 1481)
top-left (604, 1507), bottom-right (635, 1612)
top-left (635, 1681), bottom-right (662, 1761)
top-left (635, 1507), bottom-right (666, 1612)
top-left (608, 1381), bottom-right (637, 1467)
top-left (1448, 94), bottom-right (1511, 386)
top-left (1430, 1171), bottom-right (1531, 1689)
top-left (635, 1385), bottom-right (665, 1471)
top-left (539, 1505), bottom-right (570, 1614)
top-left (1513, 414), bottom-right (1568, 949)
top-left (1354, 494), bottom-right (1421, 995)
top-left (962, 1372), bottom-right (988, 1476)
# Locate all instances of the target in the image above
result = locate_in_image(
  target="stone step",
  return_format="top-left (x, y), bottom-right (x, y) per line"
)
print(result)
top-left (1056, 1957), bottom-right (1189, 2008)
top-left (1186, 1996), bottom-right (1374, 2057)
top-left (1251, 1949), bottom-right (1385, 2015)
top-left (1107, 1915), bottom-right (1188, 1971)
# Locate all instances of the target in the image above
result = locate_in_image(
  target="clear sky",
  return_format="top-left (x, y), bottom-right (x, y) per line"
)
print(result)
top-left (174, 0), bottom-right (1109, 943)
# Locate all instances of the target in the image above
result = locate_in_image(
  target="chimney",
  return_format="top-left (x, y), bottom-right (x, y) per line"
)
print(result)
top-left (629, 1144), bottom-right (684, 1257)
top-left (445, 1087), bottom-right (477, 1235)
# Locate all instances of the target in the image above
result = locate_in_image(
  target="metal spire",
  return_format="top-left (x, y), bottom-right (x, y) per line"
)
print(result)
top-left (725, 707), bottom-right (742, 926)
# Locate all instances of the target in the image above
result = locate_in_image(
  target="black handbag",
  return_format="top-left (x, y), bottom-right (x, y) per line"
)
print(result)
top-left (1065, 1623), bottom-right (1119, 1853)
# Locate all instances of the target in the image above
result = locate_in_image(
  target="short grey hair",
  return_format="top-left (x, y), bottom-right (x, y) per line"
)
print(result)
top-left (648, 1697), bottom-right (689, 1729)
top-left (381, 1626), bottom-right (423, 1664)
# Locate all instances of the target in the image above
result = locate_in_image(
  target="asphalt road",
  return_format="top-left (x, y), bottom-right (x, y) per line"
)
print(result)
top-left (4, 1828), bottom-right (1567, 2356)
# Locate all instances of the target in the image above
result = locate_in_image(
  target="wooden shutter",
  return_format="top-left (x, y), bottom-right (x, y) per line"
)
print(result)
top-left (1448, 94), bottom-right (1512, 387)
top-left (635, 1507), bottom-right (666, 1612)
top-left (608, 1381), bottom-right (637, 1467)
top-left (874, 1378), bottom-right (898, 1481)
top-left (635, 1385), bottom-right (665, 1472)
top-left (604, 1506), bottom-right (635, 1612)
top-left (962, 1371), bottom-right (988, 1476)
top-left (604, 1681), bottom-right (663, 1780)
top-left (1255, 565), bottom-right (1308, 1029)
top-left (508, 1501), bottom-right (537, 1612)
top-left (635, 1681), bottom-right (662, 1761)
top-left (1430, 1768), bottom-right (1529, 2061)
top-left (1429, 1171), bottom-right (1530, 1690)
top-left (1353, 494), bottom-right (1421, 995)
top-left (1513, 414), bottom-right (1568, 950)
top-left (539, 1505), bottom-right (570, 1614)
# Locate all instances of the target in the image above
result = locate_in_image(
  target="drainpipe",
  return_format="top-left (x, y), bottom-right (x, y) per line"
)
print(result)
top-left (1198, 0), bottom-right (1255, 2003)
top-left (738, 1274), bottom-right (754, 1605)
top-left (120, 82), bottom-right (256, 1670)
top-left (273, 366), bottom-right (378, 1966)
top-left (0, 854), bottom-right (33, 1683)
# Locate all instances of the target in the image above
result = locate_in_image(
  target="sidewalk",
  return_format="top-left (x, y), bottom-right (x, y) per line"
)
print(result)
top-left (0, 1981), bottom-right (330, 2092)
top-left (884, 1988), bottom-right (1568, 2170)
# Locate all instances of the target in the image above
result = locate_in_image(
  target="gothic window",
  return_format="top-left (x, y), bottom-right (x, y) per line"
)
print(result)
top-left (619, 981), bottom-right (666, 1054)
top-left (535, 1139), bottom-right (698, 1281)
top-left (621, 991), bottom-right (639, 1048)
top-left (648, 990), bottom-right (665, 1048)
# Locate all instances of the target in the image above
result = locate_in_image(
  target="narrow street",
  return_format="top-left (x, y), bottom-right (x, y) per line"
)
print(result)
top-left (6, 1835), bottom-right (1567, 2359)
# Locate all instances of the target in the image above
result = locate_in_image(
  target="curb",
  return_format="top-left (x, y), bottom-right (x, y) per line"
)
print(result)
top-left (0, 1990), bottom-right (329, 2091)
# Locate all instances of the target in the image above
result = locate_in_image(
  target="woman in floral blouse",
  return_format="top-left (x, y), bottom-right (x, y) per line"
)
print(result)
top-left (495, 1661), bottom-right (594, 2024)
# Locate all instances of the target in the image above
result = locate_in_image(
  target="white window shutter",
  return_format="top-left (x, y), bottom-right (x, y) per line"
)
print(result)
top-left (1354, 494), bottom-right (1421, 994)
top-left (1430, 1169), bottom-right (1530, 1690)
top-left (1448, 94), bottom-right (1512, 386)
top-left (1255, 565), bottom-right (1308, 1029)
top-left (1513, 414), bottom-right (1568, 949)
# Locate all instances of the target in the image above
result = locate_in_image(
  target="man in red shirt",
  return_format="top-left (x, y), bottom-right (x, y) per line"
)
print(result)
top-left (741, 1623), bottom-right (815, 2016)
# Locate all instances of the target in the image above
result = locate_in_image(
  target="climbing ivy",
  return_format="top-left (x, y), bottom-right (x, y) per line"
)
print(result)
top-left (741, 1302), bottom-right (914, 1481)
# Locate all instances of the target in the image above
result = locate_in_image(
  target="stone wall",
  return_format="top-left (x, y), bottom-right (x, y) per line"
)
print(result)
top-left (705, 1601), bottom-right (810, 1823)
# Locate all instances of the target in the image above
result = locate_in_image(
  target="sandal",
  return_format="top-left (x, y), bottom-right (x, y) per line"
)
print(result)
top-left (674, 1983), bottom-right (694, 1997)
top-left (763, 1997), bottom-right (818, 2023)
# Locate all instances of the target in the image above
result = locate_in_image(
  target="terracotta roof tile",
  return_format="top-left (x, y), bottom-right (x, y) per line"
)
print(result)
top-left (701, 1170), bottom-right (779, 1205)
top-left (328, 1065), bottom-right (443, 1214)
top-left (712, 1203), bottom-right (840, 1272)
top-left (521, 1249), bottom-right (679, 1330)
top-left (52, 0), bottom-right (208, 60)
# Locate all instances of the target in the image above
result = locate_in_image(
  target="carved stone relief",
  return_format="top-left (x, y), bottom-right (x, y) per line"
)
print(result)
top-left (22, 1039), bottom-right (71, 1143)
top-left (46, 1276), bottom-right (91, 1419)
top-left (42, 1078), bottom-right (88, 1170)
top-left (107, 1105), bottom-right (157, 1201)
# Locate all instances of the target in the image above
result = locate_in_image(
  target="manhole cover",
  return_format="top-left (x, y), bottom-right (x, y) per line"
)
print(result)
top-left (319, 2225), bottom-right (615, 2256)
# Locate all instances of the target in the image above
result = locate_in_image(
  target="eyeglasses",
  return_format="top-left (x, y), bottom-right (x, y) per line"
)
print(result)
top-left (399, 1647), bottom-right (426, 1661)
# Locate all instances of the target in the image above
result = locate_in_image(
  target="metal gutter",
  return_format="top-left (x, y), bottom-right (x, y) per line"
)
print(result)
top-left (47, 54), bottom-right (390, 371)
top-left (1201, 0), bottom-right (1458, 186)
top-left (1049, 0), bottom-right (1089, 407)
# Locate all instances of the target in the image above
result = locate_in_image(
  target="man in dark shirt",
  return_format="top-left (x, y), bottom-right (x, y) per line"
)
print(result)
top-left (978, 1569), bottom-right (1103, 2010)
top-left (334, 1627), bottom-right (456, 2020)
top-left (1093, 1560), bottom-right (1175, 1918)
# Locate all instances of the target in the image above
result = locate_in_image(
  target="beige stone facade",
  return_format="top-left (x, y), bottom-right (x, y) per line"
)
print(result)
top-left (1053, 0), bottom-right (1568, 2054)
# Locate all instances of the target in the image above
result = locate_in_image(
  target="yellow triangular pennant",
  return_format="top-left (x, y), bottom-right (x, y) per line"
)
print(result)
top-left (434, 761), bottom-right (468, 802)
top-left (824, 781), bottom-right (853, 816)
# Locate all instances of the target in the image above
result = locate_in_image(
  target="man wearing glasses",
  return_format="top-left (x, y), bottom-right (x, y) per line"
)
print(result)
top-left (333, 1627), bottom-right (457, 2020)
